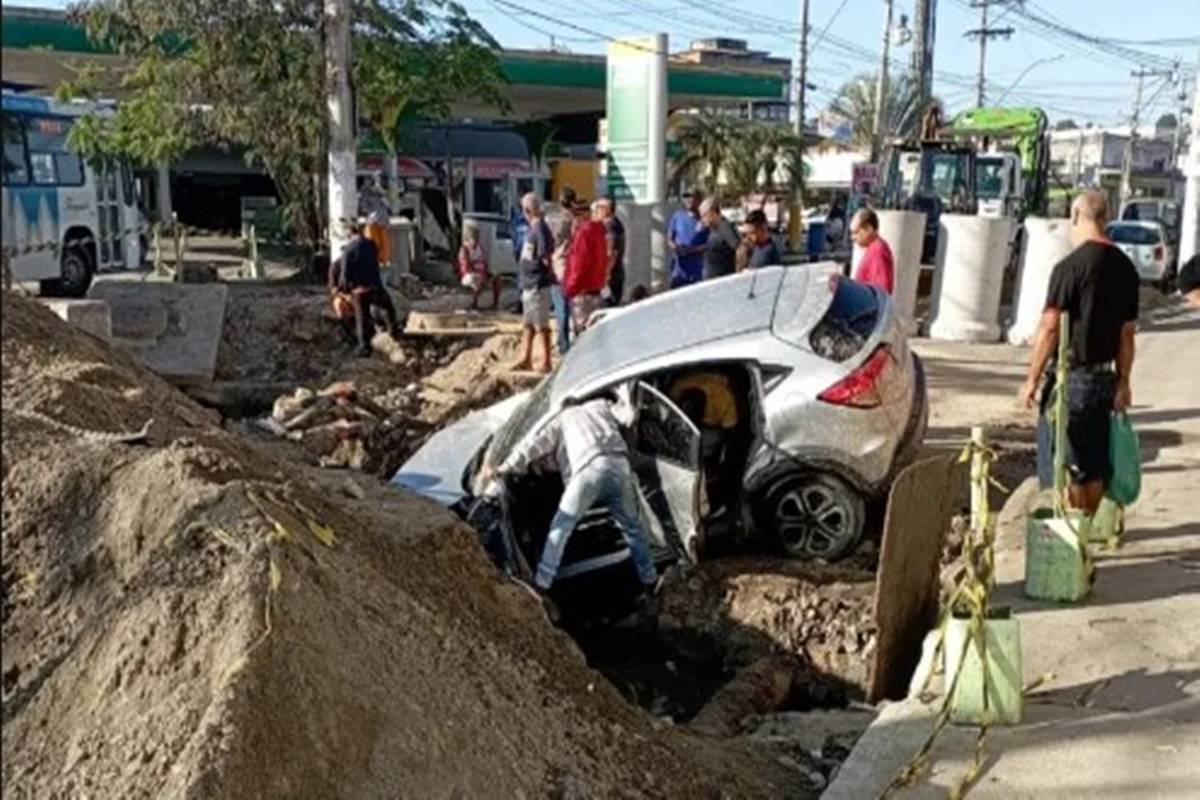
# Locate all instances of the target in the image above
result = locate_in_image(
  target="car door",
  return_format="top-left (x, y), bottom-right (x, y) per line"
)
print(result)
top-left (630, 381), bottom-right (704, 564)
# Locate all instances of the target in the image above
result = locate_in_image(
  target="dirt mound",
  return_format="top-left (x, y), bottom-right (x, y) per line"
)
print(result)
top-left (1, 291), bottom-right (808, 798)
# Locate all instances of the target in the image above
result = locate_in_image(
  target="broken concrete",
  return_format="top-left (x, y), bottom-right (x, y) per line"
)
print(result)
top-left (38, 299), bottom-right (112, 342)
top-left (89, 282), bottom-right (229, 385)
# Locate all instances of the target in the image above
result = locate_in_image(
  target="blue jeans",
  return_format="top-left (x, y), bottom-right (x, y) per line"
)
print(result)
top-left (535, 456), bottom-right (658, 590)
top-left (550, 284), bottom-right (570, 355)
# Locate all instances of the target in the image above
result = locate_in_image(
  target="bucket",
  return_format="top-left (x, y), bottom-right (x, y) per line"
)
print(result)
top-left (1025, 508), bottom-right (1091, 602)
top-left (944, 610), bottom-right (1023, 726)
top-left (806, 220), bottom-right (827, 258)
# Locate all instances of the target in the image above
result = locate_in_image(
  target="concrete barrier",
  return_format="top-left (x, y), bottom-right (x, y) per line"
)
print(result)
top-left (40, 299), bottom-right (112, 342)
top-left (928, 214), bottom-right (1012, 343)
top-left (89, 283), bottom-right (228, 385)
top-left (877, 210), bottom-right (927, 335)
top-left (1007, 217), bottom-right (1073, 345)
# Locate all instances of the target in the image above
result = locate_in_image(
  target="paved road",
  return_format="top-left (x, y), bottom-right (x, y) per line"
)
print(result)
top-left (828, 299), bottom-right (1200, 799)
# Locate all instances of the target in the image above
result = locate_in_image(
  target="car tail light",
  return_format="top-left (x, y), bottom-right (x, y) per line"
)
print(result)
top-left (1154, 245), bottom-right (1164, 261)
top-left (819, 346), bottom-right (891, 408)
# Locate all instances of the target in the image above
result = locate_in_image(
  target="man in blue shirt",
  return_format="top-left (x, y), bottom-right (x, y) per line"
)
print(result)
top-left (668, 190), bottom-right (709, 288)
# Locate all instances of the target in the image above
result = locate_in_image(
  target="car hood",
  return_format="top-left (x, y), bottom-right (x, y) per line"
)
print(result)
top-left (390, 391), bottom-right (530, 505)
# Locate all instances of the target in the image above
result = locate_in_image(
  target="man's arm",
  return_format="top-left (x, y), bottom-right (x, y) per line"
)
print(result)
top-left (1114, 321), bottom-right (1136, 411)
top-left (1019, 308), bottom-right (1060, 409)
top-left (498, 416), bottom-right (562, 476)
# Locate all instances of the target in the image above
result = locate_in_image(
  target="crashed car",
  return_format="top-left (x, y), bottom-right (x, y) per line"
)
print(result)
top-left (394, 264), bottom-right (927, 587)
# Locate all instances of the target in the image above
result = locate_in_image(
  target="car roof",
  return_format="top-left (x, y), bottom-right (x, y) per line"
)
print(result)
top-left (550, 267), bottom-right (797, 404)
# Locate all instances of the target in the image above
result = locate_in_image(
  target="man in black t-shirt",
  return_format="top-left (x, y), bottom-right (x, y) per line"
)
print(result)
top-left (1020, 190), bottom-right (1140, 513)
top-left (1179, 253), bottom-right (1200, 308)
top-left (511, 192), bottom-right (556, 373)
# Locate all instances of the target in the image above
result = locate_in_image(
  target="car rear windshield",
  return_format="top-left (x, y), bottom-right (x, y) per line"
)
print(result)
top-left (809, 276), bottom-right (881, 362)
top-left (1107, 224), bottom-right (1160, 245)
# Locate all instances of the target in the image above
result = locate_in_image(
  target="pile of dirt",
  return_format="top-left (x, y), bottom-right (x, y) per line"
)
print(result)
top-left (1, 291), bottom-right (812, 798)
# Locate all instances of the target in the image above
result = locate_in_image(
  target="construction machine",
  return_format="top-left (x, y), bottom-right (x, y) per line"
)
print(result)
top-left (878, 105), bottom-right (1051, 263)
top-left (945, 106), bottom-right (1050, 219)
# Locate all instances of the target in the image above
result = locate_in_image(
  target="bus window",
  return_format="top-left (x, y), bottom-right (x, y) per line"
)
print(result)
top-left (2, 112), bottom-right (28, 185)
top-left (24, 115), bottom-right (84, 186)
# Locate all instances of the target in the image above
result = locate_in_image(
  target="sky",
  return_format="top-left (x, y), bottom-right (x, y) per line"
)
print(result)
top-left (17, 0), bottom-right (1200, 126)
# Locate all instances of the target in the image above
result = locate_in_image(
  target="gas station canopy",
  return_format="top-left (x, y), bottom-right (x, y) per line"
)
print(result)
top-left (1, 6), bottom-right (787, 120)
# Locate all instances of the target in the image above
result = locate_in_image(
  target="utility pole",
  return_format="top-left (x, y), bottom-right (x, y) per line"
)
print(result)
top-left (789, 0), bottom-right (811, 252)
top-left (1180, 56), bottom-right (1200, 265)
top-left (911, 0), bottom-right (936, 111)
top-left (964, 0), bottom-right (1014, 108)
top-left (1122, 67), bottom-right (1175, 204)
top-left (871, 0), bottom-right (895, 163)
top-left (1170, 70), bottom-right (1189, 201)
top-left (324, 0), bottom-right (357, 257)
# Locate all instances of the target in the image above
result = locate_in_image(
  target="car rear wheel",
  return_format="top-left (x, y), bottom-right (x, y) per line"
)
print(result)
top-left (762, 472), bottom-right (865, 561)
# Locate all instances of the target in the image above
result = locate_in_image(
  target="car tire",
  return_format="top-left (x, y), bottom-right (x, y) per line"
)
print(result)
top-left (41, 244), bottom-right (94, 298)
top-left (761, 471), bottom-right (865, 562)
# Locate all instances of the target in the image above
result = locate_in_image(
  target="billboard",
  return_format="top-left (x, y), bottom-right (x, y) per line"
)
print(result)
top-left (605, 34), bottom-right (667, 204)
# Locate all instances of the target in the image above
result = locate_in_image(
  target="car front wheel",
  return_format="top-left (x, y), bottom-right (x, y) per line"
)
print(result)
top-left (762, 472), bottom-right (865, 561)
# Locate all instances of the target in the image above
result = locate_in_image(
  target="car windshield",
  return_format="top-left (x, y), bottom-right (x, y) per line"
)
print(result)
top-left (484, 370), bottom-right (555, 467)
top-left (1107, 224), bottom-right (1160, 245)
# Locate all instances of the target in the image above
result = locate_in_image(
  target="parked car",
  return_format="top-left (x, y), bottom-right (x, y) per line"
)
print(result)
top-left (394, 265), bottom-right (928, 590)
top-left (1106, 220), bottom-right (1177, 290)
top-left (1119, 199), bottom-right (1180, 247)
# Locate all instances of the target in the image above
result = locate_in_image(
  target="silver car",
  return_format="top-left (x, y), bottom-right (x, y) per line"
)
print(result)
top-left (394, 265), bottom-right (927, 583)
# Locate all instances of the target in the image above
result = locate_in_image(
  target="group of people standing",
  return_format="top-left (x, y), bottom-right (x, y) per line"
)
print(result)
top-left (510, 187), bottom-right (628, 373)
top-left (666, 190), bottom-right (785, 288)
top-left (668, 188), bottom-right (897, 297)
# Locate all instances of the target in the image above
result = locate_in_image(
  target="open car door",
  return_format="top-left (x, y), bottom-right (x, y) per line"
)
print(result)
top-left (631, 381), bottom-right (704, 563)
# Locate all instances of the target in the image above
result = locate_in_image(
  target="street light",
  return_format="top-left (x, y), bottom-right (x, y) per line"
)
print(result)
top-left (994, 55), bottom-right (1066, 105)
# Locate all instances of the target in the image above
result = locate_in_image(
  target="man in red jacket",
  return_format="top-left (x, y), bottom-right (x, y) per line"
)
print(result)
top-left (564, 200), bottom-right (610, 334)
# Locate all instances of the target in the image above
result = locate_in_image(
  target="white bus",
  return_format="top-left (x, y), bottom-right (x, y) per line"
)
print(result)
top-left (2, 92), bottom-right (145, 296)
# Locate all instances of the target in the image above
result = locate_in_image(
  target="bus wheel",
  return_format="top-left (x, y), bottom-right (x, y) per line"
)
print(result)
top-left (42, 244), bottom-right (94, 298)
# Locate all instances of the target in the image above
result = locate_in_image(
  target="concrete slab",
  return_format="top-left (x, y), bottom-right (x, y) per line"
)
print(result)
top-left (39, 299), bottom-right (112, 342)
top-left (88, 282), bottom-right (228, 385)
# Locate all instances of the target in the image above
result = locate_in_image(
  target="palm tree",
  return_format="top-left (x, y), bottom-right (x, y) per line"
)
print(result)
top-left (829, 73), bottom-right (929, 149)
top-left (671, 114), bottom-right (737, 196)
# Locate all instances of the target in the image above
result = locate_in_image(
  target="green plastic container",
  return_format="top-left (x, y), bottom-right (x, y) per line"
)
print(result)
top-left (944, 612), bottom-right (1023, 726)
top-left (1088, 497), bottom-right (1123, 545)
top-left (1025, 508), bottom-right (1091, 602)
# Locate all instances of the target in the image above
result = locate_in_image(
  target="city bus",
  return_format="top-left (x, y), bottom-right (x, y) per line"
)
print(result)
top-left (2, 92), bottom-right (144, 296)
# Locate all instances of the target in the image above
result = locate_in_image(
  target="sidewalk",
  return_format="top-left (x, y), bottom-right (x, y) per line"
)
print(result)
top-left (828, 300), bottom-right (1200, 799)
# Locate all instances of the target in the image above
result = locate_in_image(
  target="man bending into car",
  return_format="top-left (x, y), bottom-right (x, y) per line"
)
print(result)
top-left (482, 395), bottom-right (659, 600)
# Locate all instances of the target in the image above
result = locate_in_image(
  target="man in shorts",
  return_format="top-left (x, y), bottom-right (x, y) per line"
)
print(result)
top-left (511, 192), bottom-right (555, 373)
top-left (1020, 191), bottom-right (1139, 514)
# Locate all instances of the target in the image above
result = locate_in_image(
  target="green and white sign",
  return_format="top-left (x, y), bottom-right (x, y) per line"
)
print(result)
top-left (606, 34), bottom-right (667, 204)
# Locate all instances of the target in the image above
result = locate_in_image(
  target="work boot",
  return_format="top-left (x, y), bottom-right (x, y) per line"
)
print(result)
top-left (512, 577), bottom-right (561, 625)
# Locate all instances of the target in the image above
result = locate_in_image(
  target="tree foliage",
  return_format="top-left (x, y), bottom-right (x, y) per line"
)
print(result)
top-left (671, 115), bottom-right (805, 202)
top-left (828, 73), bottom-right (927, 149)
top-left (1054, 118), bottom-right (1079, 131)
top-left (62, 0), bottom-right (505, 245)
